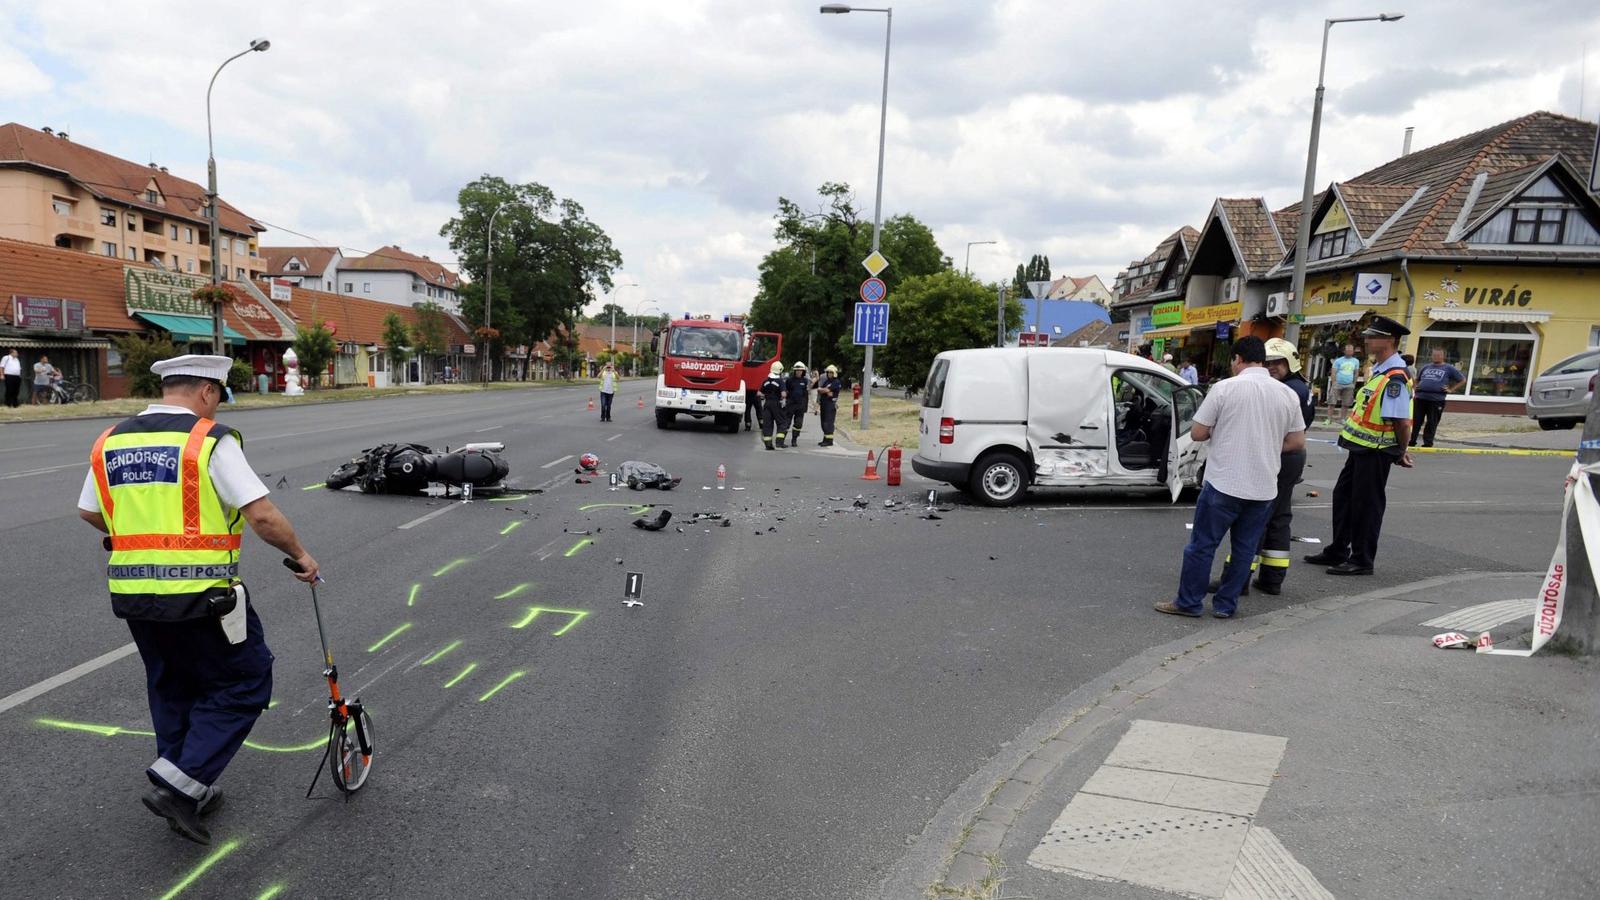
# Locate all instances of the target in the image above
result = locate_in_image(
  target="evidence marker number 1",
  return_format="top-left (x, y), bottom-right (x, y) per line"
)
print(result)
top-left (624, 572), bottom-right (644, 608)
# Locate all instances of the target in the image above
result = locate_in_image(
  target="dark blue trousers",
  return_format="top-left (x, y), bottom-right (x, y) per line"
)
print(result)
top-left (126, 605), bottom-right (274, 799)
top-left (1175, 483), bottom-right (1275, 616)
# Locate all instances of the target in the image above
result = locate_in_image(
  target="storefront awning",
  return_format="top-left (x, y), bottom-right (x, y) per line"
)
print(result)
top-left (134, 313), bottom-right (246, 345)
top-left (1301, 309), bottom-right (1367, 326)
top-left (1139, 324), bottom-right (1193, 340)
top-left (1427, 307), bottom-right (1552, 324)
top-left (0, 336), bottom-right (112, 349)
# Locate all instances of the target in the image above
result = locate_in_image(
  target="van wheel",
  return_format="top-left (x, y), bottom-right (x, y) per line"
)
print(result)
top-left (969, 452), bottom-right (1028, 507)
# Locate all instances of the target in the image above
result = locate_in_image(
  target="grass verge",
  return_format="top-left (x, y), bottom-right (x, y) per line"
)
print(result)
top-left (838, 395), bottom-right (923, 451)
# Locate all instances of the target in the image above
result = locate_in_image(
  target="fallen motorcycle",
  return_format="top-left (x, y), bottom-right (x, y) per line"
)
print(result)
top-left (326, 442), bottom-right (512, 496)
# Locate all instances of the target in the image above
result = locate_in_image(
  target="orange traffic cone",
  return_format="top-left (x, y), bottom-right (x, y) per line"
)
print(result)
top-left (587, 397), bottom-right (595, 411)
top-left (637, 396), bottom-right (645, 409)
top-left (860, 449), bottom-right (881, 481)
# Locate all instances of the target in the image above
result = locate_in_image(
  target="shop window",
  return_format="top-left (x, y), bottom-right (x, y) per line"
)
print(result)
top-left (1417, 322), bottom-right (1536, 399)
top-left (107, 347), bottom-right (124, 377)
top-left (100, 209), bottom-right (116, 227)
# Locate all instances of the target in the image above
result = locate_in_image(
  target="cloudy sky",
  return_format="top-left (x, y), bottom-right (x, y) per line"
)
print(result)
top-left (4, 1), bottom-right (1596, 317)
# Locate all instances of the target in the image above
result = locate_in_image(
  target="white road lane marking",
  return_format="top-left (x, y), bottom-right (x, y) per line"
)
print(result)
top-left (0, 642), bottom-right (139, 716)
top-left (0, 443), bottom-right (58, 454)
top-left (0, 462), bottom-right (85, 480)
top-left (606, 433), bottom-right (622, 442)
top-left (398, 503), bottom-right (463, 530)
top-left (541, 454), bottom-right (574, 469)
top-left (474, 425), bottom-right (503, 433)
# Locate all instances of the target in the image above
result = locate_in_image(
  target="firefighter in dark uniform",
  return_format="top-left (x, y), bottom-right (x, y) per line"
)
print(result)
top-left (77, 355), bottom-right (320, 845)
top-left (816, 364), bottom-right (842, 447)
top-left (759, 361), bottom-right (786, 450)
top-left (1306, 315), bottom-right (1415, 576)
top-left (783, 360), bottom-right (809, 448)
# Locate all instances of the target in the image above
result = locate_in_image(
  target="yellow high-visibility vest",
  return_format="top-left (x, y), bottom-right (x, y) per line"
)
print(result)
top-left (1339, 367), bottom-right (1412, 452)
top-left (89, 413), bottom-right (245, 621)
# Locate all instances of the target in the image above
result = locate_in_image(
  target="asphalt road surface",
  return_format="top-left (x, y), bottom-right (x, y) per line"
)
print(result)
top-left (0, 382), bottom-right (1569, 899)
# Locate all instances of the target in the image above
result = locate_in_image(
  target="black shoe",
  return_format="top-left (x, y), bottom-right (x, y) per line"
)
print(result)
top-left (745, 423), bottom-right (752, 432)
top-left (142, 786), bottom-right (210, 845)
top-left (1212, 610), bottom-right (1234, 619)
top-left (817, 440), bottom-right (832, 447)
top-left (1251, 579), bottom-right (1282, 595)
top-left (1327, 562), bottom-right (1373, 576)
top-left (196, 787), bottom-right (224, 818)
top-left (764, 443), bottom-right (775, 451)
top-left (1303, 551), bottom-right (1344, 565)
top-left (775, 439), bottom-right (786, 448)
top-left (1207, 578), bottom-right (1249, 596)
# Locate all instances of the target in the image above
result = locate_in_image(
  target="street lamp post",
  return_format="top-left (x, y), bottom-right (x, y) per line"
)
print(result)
top-left (631, 302), bottom-right (661, 376)
top-left (205, 38), bottom-right (270, 354)
top-left (821, 3), bottom-right (891, 430)
top-left (483, 201), bottom-right (515, 382)
top-left (1287, 13), bottom-right (1403, 345)
top-left (607, 280), bottom-right (639, 356)
top-left (964, 240), bottom-right (996, 276)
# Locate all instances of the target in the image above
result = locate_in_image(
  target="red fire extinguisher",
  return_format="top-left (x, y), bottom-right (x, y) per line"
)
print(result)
top-left (886, 444), bottom-right (902, 486)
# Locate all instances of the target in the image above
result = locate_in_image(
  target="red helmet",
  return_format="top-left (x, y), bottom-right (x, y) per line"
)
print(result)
top-left (579, 453), bottom-right (600, 472)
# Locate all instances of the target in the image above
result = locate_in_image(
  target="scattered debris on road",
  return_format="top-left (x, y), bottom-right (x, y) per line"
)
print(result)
top-left (633, 509), bottom-right (674, 531)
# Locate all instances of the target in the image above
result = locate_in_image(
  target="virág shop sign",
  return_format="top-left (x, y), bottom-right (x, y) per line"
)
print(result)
top-left (12, 295), bottom-right (87, 331)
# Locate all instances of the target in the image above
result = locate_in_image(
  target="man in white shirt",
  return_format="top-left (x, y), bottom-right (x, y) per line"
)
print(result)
top-left (1156, 336), bottom-right (1307, 619)
top-left (2, 348), bottom-right (21, 407)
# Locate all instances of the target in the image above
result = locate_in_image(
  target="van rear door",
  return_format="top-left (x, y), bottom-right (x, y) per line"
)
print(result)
top-left (917, 356), bottom-right (952, 462)
top-left (1026, 352), bottom-right (1110, 483)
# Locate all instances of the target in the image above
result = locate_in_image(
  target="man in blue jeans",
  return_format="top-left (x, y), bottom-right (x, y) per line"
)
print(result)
top-left (1156, 336), bottom-right (1307, 619)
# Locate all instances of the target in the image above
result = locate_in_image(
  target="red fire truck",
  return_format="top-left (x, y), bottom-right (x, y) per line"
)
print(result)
top-left (654, 315), bottom-right (782, 432)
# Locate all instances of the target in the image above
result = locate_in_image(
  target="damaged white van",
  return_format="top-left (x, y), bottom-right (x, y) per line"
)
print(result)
top-left (911, 348), bottom-right (1208, 506)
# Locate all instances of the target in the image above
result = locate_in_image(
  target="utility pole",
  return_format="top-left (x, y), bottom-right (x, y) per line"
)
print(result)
top-left (996, 284), bottom-right (1007, 347)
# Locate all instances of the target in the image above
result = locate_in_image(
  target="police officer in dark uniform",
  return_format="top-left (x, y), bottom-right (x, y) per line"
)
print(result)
top-left (815, 364), bottom-right (843, 447)
top-left (77, 355), bottom-right (320, 845)
top-left (759, 361), bottom-right (786, 450)
top-left (1305, 316), bottom-right (1414, 576)
top-left (783, 360), bottom-right (810, 448)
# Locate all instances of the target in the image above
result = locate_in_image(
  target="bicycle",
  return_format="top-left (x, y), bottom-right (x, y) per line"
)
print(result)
top-left (282, 558), bottom-right (375, 796)
top-left (46, 376), bottom-right (97, 404)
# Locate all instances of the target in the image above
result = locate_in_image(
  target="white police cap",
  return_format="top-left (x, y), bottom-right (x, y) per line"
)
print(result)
top-left (151, 354), bottom-right (233, 383)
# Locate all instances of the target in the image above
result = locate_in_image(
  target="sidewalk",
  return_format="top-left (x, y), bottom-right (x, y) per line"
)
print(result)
top-left (929, 572), bottom-right (1599, 899)
top-left (1309, 413), bottom-right (1577, 453)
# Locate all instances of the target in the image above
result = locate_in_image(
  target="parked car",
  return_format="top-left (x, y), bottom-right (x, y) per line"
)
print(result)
top-left (912, 347), bottom-right (1207, 506)
top-left (1526, 348), bottom-right (1599, 430)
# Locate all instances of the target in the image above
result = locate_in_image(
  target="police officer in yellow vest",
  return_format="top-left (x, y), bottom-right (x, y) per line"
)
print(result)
top-left (1305, 316), bottom-right (1415, 576)
top-left (77, 355), bottom-right (319, 845)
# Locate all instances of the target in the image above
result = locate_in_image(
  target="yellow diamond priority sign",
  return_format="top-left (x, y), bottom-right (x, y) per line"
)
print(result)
top-left (861, 250), bottom-right (889, 277)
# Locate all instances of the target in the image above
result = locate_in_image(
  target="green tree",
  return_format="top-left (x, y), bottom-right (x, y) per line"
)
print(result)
top-left (381, 312), bottom-right (412, 376)
top-left (411, 301), bottom-right (448, 380)
top-left (293, 308), bottom-right (337, 389)
top-left (749, 181), bottom-right (949, 379)
top-left (876, 272), bottom-right (1023, 390)
top-left (112, 333), bottom-right (179, 398)
top-left (440, 175), bottom-right (623, 379)
top-left (1011, 253), bottom-right (1052, 300)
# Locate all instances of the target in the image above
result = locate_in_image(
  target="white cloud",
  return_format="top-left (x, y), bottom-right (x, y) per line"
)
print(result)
top-left (2, 0), bottom-right (1596, 318)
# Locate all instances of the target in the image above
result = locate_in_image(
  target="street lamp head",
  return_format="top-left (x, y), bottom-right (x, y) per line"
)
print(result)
top-left (1378, 13), bottom-right (1404, 21)
top-left (249, 38), bottom-right (271, 51)
top-left (820, 4), bottom-right (852, 13)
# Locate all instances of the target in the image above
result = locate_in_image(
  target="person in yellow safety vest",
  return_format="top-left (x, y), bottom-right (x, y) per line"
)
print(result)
top-left (1305, 316), bottom-right (1415, 576)
top-left (76, 355), bottom-right (320, 846)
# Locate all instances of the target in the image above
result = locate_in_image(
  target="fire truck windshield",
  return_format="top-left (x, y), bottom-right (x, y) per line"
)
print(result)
top-left (668, 326), bottom-right (743, 361)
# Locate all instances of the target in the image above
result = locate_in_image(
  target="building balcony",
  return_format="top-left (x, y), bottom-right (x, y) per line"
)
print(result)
top-left (57, 217), bottom-right (98, 239)
top-left (141, 232), bottom-right (169, 250)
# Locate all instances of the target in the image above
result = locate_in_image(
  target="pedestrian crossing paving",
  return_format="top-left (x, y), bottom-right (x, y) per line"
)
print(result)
top-left (1419, 598), bottom-right (1536, 633)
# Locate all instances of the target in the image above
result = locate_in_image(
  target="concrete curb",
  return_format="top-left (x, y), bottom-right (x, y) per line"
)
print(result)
top-left (919, 571), bottom-right (1515, 896)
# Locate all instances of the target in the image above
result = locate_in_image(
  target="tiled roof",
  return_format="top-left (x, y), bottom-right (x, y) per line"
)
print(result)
top-left (1215, 198), bottom-right (1285, 276)
top-left (0, 122), bottom-right (262, 236)
top-left (261, 246), bottom-right (340, 278)
top-left (1111, 227), bottom-right (1199, 309)
top-left (265, 281), bottom-right (471, 347)
top-left (0, 237), bottom-right (143, 332)
top-left (338, 245), bottom-right (461, 289)
top-left (1051, 319), bottom-right (1116, 348)
top-left (1335, 184), bottom-right (1421, 241)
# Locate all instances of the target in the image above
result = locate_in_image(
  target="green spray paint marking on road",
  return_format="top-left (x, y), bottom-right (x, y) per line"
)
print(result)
top-left (301, 482), bottom-right (325, 491)
top-left (255, 886), bottom-right (286, 900)
top-left (577, 502), bottom-right (653, 514)
top-left (500, 520), bottom-right (524, 535)
top-left (242, 735), bottom-right (325, 753)
top-left (494, 582), bottom-right (532, 600)
top-left (432, 558), bottom-right (469, 577)
top-left (367, 622), bottom-right (413, 653)
top-left (510, 606), bottom-right (590, 636)
top-left (478, 670), bottom-right (526, 702)
top-left (267, 699), bottom-right (279, 709)
top-left (419, 639), bottom-right (462, 666)
top-left (563, 538), bottom-right (593, 558)
top-left (36, 717), bottom-right (155, 738)
top-left (406, 583), bottom-right (421, 607)
top-left (487, 494), bottom-right (530, 502)
top-left (156, 838), bottom-right (241, 900)
top-left (444, 662), bottom-right (478, 688)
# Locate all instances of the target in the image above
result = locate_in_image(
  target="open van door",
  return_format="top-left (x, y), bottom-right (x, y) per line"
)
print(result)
top-left (1027, 352), bottom-right (1110, 483)
top-left (1168, 385), bottom-right (1206, 502)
